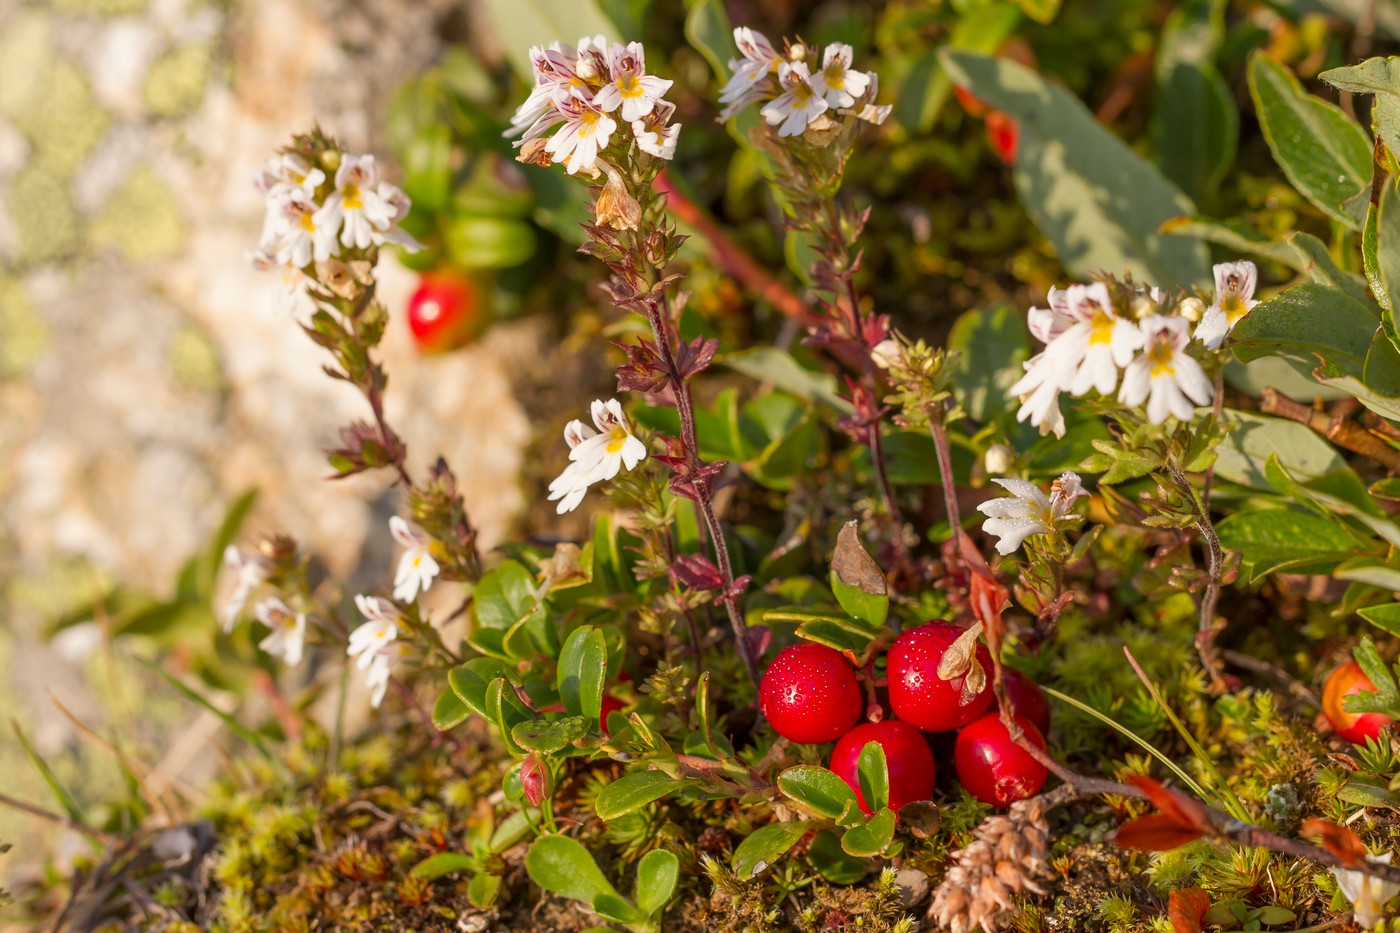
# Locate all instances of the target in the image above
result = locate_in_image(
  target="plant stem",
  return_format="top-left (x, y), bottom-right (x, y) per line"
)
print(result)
top-left (1166, 460), bottom-right (1227, 692)
top-left (928, 414), bottom-right (965, 567)
top-left (641, 297), bottom-right (760, 690)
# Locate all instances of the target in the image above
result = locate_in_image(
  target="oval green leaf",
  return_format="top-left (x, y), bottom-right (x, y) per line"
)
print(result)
top-left (635, 848), bottom-right (679, 917)
top-left (558, 625), bottom-right (607, 720)
top-left (732, 820), bottom-right (814, 880)
top-left (777, 765), bottom-right (861, 821)
top-left (525, 834), bottom-right (622, 906)
top-left (595, 771), bottom-right (692, 821)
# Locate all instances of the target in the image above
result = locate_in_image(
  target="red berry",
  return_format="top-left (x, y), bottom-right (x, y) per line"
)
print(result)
top-left (954, 714), bottom-right (1049, 807)
top-left (986, 111), bottom-right (1019, 165)
top-left (759, 643), bottom-right (862, 744)
top-left (829, 719), bottom-right (935, 815)
top-left (887, 622), bottom-right (993, 732)
top-left (1323, 659), bottom-right (1394, 744)
top-left (1003, 669), bottom-right (1051, 736)
top-left (406, 272), bottom-right (484, 353)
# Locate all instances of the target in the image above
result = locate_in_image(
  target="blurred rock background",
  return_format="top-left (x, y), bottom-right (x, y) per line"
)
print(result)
top-left (0, 0), bottom-right (540, 889)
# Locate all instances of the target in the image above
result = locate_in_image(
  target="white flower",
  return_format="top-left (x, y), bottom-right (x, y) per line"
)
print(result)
top-left (1119, 315), bottom-right (1213, 424)
top-left (313, 155), bottom-right (396, 250)
top-left (592, 42), bottom-right (673, 123)
top-left (1026, 287), bottom-right (1074, 344)
top-left (390, 516), bottom-right (440, 603)
top-left (1008, 350), bottom-right (1070, 438)
top-left (1333, 853), bottom-right (1400, 930)
top-left (254, 154), bottom-right (324, 201)
top-left (976, 472), bottom-right (1088, 556)
top-left (254, 596), bottom-right (307, 667)
top-left (547, 399), bottom-right (648, 514)
top-left (544, 94), bottom-right (618, 175)
top-left (267, 187), bottom-right (340, 268)
top-left (365, 641), bottom-right (411, 709)
top-left (1057, 283), bottom-right (1145, 397)
top-left (870, 337), bottom-right (902, 370)
top-left (347, 594), bottom-right (399, 669)
top-left (632, 118), bottom-right (680, 159)
top-left (809, 43), bottom-right (871, 108)
top-left (761, 62), bottom-right (829, 137)
top-left (1195, 260), bottom-right (1260, 349)
top-left (719, 27), bottom-right (782, 119)
top-left (851, 72), bottom-right (891, 125)
top-left (221, 545), bottom-right (269, 632)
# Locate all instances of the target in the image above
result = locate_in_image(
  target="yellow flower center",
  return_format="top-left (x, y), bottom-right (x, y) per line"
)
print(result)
top-left (578, 110), bottom-right (601, 137)
top-left (605, 425), bottom-right (629, 454)
top-left (343, 183), bottom-right (363, 211)
top-left (1147, 339), bottom-right (1176, 377)
top-left (825, 64), bottom-right (845, 88)
top-left (791, 82), bottom-right (813, 105)
top-left (298, 211), bottom-right (316, 232)
top-left (1222, 293), bottom-right (1247, 323)
top-left (618, 74), bottom-right (643, 99)
top-left (1088, 307), bottom-right (1115, 345)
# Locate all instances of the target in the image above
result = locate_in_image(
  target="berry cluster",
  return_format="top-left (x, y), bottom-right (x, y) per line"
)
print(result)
top-left (759, 622), bottom-right (1051, 809)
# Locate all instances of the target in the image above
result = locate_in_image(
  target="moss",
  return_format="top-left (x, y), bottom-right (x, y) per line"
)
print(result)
top-left (8, 162), bottom-right (80, 265)
top-left (0, 13), bottom-right (54, 123)
top-left (143, 43), bottom-right (212, 118)
top-left (0, 274), bottom-right (50, 378)
top-left (88, 167), bottom-right (186, 262)
top-left (49, 0), bottom-right (148, 13)
top-left (7, 58), bottom-right (110, 175)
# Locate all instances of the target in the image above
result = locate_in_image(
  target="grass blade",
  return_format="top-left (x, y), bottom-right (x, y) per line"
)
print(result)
top-left (141, 661), bottom-right (275, 762)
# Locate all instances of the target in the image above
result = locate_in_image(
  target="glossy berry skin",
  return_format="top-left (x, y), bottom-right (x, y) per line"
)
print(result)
top-left (1323, 660), bottom-right (1394, 744)
top-left (1003, 669), bottom-right (1051, 737)
top-left (887, 622), bottom-right (994, 733)
top-left (406, 272), bottom-right (482, 353)
top-left (759, 643), bottom-right (862, 744)
top-left (955, 714), bottom-right (1049, 807)
top-left (829, 719), bottom-right (935, 815)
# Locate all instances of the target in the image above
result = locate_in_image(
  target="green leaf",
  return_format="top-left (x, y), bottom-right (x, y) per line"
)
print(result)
top-left (1375, 178), bottom-right (1400, 348)
top-left (1212, 409), bottom-right (1353, 488)
top-left (557, 625), bottom-right (607, 721)
top-left (721, 348), bottom-right (852, 411)
top-left (829, 521), bottom-right (888, 630)
top-left (683, 0), bottom-right (731, 83)
top-left (467, 871), bottom-right (503, 909)
top-left (449, 658), bottom-right (516, 720)
top-left (1359, 602), bottom-right (1400, 635)
top-left (1229, 283), bottom-right (1379, 372)
top-left (1160, 215), bottom-right (1310, 272)
top-left (778, 766), bottom-right (861, 821)
top-left (485, 677), bottom-right (532, 756)
top-left (12, 721), bottom-right (87, 829)
top-left (1285, 231), bottom-right (1375, 308)
top-left (481, 0), bottom-right (619, 82)
top-left (1322, 55), bottom-right (1400, 157)
top-left (1011, 0), bottom-right (1059, 23)
top-left (1152, 0), bottom-right (1236, 203)
top-left (938, 50), bottom-right (1208, 287)
top-left (526, 835), bottom-right (624, 906)
top-left (412, 852), bottom-right (477, 880)
top-left (732, 820), bottom-right (814, 879)
top-left (593, 892), bottom-right (642, 924)
top-left (1353, 636), bottom-right (1398, 694)
top-left (1248, 52), bottom-right (1371, 229)
top-left (473, 560), bottom-right (539, 630)
top-left (635, 849), bottom-right (679, 917)
top-left (432, 688), bottom-right (470, 730)
top-left (895, 2), bottom-right (1021, 133)
top-left (806, 829), bottom-right (868, 884)
top-left (948, 306), bottom-right (1030, 422)
top-left (1215, 509), bottom-right (1367, 581)
top-left (196, 489), bottom-right (259, 601)
top-left (595, 771), bottom-right (693, 821)
top-left (856, 742), bottom-right (890, 813)
top-left (792, 619), bottom-right (880, 655)
top-left (512, 715), bottom-right (590, 753)
top-left (840, 807), bottom-right (897, 857)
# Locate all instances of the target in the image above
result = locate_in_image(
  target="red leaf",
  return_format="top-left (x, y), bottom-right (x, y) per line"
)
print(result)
top-left (1115, 814), bottom-right (1205, 852)
top-left (1302, 818), bottom-right (1368, 867)
top-left (1127, 775), bottom-right (1211, 833)
top-left (1168, 888), bottom-right (1211, 933)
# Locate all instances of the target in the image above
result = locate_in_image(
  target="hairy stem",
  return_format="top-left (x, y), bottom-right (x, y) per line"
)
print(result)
top-left (642, 297), bottom-right (760, 689)
top-left (1166, 460), bottom-right (1227, 692)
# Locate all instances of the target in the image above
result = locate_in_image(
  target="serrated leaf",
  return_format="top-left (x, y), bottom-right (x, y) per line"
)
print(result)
top-left (732, 820), bottom-right (813, 879)
top-left (595, 771), bottom-right (692, 821)
top-left (840, 807), bottom-right (897, 857)
top-left (939, 51), bottom-right (1208, 286)
top-left (778, 766), bottom-right (861, 821)
top-left (557, 625), bottom-right (607, 721)
top-left (1248, 52), bottom-right (1371, 229)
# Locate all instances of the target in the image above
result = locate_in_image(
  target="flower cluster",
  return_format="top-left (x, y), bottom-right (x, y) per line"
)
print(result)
top-left (247, 151), bottom-right (421, 285)
top-left (977, 472), bottom-right (1088, 556)
top-left (346, 595), bottom-right (408, 709)
top-left (506, 36), bottom-right (680, 175)
top-left (548, 399), bottom-right (648, 514)
top-left (718, 27), bottom-right (889, 134)
top-left (1010, 261), bottom-right (1259, 436)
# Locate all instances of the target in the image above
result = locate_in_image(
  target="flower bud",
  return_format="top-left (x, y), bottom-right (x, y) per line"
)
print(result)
top-left (984, 443), bottom-right (1015, 475)
top-left (870, 338), bottom-right (903, 371)
top-left (1176, 295), bottom-right (1206, 323)
top-left (521, 752), bottom-right (552, 807)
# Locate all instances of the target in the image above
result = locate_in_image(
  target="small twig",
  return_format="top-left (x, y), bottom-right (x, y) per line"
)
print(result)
top-left (0, 792), bottom-right (117, 843)
top-left (1261, 387), bottom-right (1400, 473)
top-left (1166, 460), bottom-right (1228, 693)
top-left (1222, 648), bottom-right (1320, 709)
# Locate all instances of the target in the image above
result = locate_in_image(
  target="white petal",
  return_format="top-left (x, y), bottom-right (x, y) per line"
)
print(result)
top-left (982, 517), bottom-right (1051, 555)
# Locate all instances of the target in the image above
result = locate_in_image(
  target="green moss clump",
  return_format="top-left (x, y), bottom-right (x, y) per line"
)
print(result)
top-left (8, 162), bottom-right (79, 266)
top-left (89, 167), bottom-right (186, 262)
top-left (143, 44), bottom-right (212, 118)
top-left (0, 274), bottom-right (50, 378)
